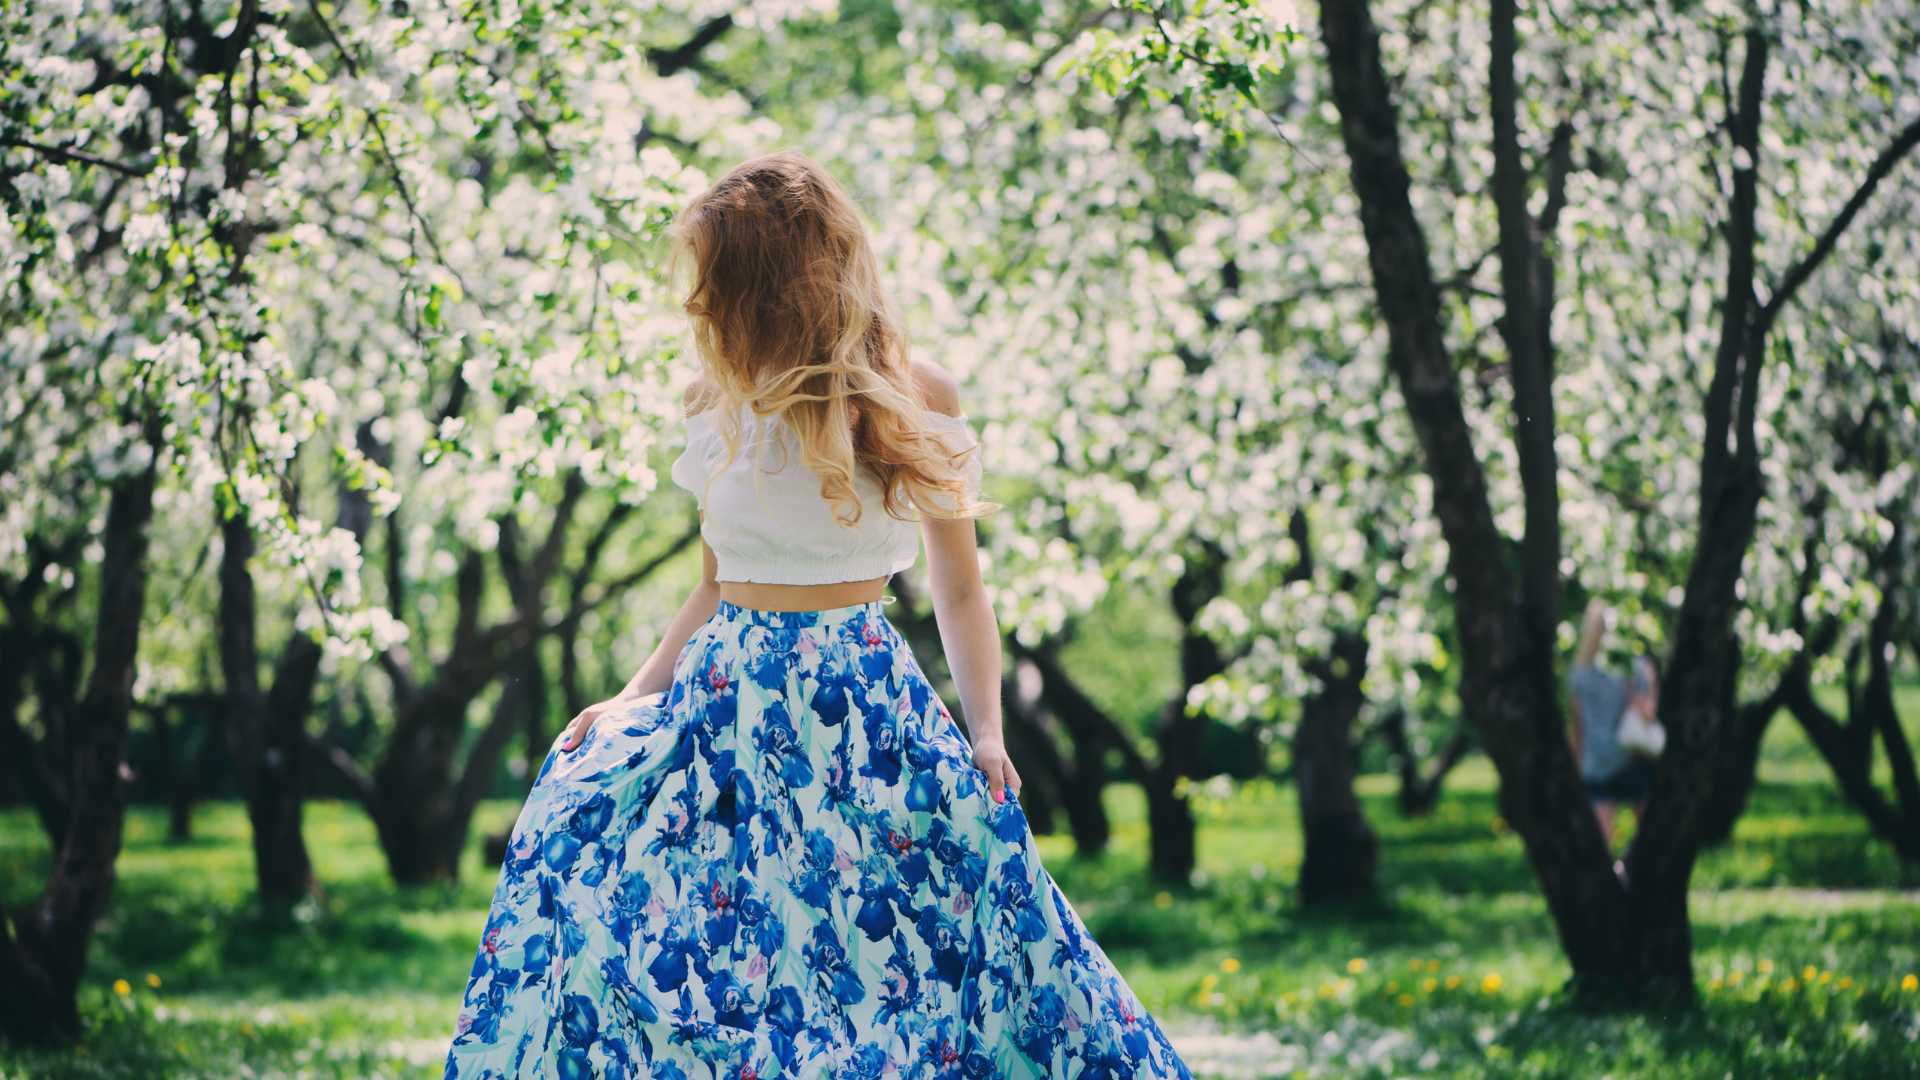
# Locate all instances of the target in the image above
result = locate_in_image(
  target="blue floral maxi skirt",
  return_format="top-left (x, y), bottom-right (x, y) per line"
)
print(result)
top-left (444, 599), bottom-right (1192, 1079)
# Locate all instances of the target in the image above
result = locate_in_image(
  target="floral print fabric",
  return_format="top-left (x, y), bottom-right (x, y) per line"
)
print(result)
top-left (445, 598), bottom-right (1192, 1079)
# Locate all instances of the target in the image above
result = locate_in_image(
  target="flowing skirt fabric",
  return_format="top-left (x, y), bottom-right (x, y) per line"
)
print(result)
top-left (444, 598), bottom-right (1192, 1079)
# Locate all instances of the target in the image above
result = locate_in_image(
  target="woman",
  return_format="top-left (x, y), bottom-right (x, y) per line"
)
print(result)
top-left (443, 152), bottom-right (1193, 1079)
top-left (1567, 599), bottom-right (1657, 847)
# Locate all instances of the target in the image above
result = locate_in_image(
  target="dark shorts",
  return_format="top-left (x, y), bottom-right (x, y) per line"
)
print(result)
top-left (1584, 757), bottom-right (1656, 802)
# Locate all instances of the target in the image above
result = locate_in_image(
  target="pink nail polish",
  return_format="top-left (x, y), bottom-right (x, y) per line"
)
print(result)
top-left (993, 789), bottom-right (1005, 803)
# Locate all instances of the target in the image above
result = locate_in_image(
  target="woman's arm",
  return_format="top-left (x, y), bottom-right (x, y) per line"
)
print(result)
top-left (923, 510), bottom-right (1018, 802)
top-left (915, 362), bottom-right (1020, 803)
top-left (560, 533), bottom-right (720, 750)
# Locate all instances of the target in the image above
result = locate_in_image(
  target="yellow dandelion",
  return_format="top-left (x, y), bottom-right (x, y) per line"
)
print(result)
top-left (1347, 957), bottom-right (1368, 975)
top-left (1154, 891), bottom-right (1173, 910)
top-left (1397, 993), bottom-right (1414, 1007)
top-left (1818, 970), bottom-right (1832, 986)
top-left (145, 973), bottom-right (161, 989)
top-left (1386, 980), bottom-right (1400, 993)
top-left (1901, 974), bottom-right (1918, 993)
top-left (1728, 970), bottom-right (1745, 985)
top-left (1220, 956), bottom-right (1241, 974)
top-left (1802, 965), bottom-right (1817, 983)
top-left (1480, 973), bottom-right (1503, 994)
top-left (1708, 977), bottom-right (1724, 992)
top-left (1781, 978), bottom-right (1798, 993)
top-left (1200, 973), bottom-right (1218, 991)
top-left (112, 978), bottom-right (132, 996)
top-left (1422, 977), bottom-right (1439, 994)
top-left (1836, 976), bottom-right (1852, 991)
top-left (1444, 974), bottom-right (1462, 991)
top-left (1409, 959), bottom-right (1424, 973)
top-left (1317, 982), bottom-right (1337, 999)
top-left (1426, 959), bottom-right (1442, 973)
top-left (1758, 959), bottom-right (1774, 974)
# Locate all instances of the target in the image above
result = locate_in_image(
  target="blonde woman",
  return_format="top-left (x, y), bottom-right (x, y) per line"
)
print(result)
top-left (444, 152), bottom-right (1193, 1078)
top-left (1568, 599), bottom-right (1657, 846)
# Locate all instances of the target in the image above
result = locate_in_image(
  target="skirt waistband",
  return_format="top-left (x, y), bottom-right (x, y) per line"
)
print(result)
top-left (714, 597), bottom-right (893, 629)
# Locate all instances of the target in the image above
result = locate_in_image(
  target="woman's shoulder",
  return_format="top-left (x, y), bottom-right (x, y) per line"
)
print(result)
top-left (682, 375), bottom-right (723, 420)
top-left (908, 357), bottom-right (964, 419)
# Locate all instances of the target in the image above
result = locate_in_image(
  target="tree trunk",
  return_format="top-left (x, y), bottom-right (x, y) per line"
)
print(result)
top-left (1000, 695), bottom-right (1063, 836)
top-left (1377, 706), bottom-right (1470, 818)
top-left (0, 454), bottom-right (159, 1044)
top-left (1318, 0), bottom-right (1638, 997)
top-left (1144, 769), bottom-right (1197, 884)
top-left (168, 774), bottom-right (196, 843)
top-left (370, 649), bottom-right (535, 884)
top-left (1012, 642), bottom-right (1123, 858)
top-left (1296, 630), bottom-right (1378, 904)
top-left (1062, 721), bottom-right (1113, 854)
top-left (371, 689), bottom-right (479, 885)
top-left (219, 513), bottom-right (319, 901)
top-left (1145, 542), bottom-right (1231, 885)
top-left (0, 553), bottom-right (79, 847)
top-left (1774, 562), bottom-right (1920, 862)
top-left (145, 700), bottom-right (198, 843)
top-left (1696, 698), bottom-right (1779, 848)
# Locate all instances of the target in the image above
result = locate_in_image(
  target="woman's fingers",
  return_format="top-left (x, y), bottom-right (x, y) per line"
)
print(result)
top-left (980, 753), bottom-right (1020, 803)
top-left (559, 703), bottom-right (603, 751)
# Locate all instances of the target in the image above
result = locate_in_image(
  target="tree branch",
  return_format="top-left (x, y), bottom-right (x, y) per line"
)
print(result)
top-left (647, 15), bottom-right (734, 76)
top-left (1488, 0), bottom-right (1561, 642)
top-left (305, 734), bottom-right (378, 808)
top-left (0, 136), bottom-right (153, 178)
top-left (1757, 113), bottom-right (1920, 337)
top-left (1699, 27), bottom-right (1768, 491)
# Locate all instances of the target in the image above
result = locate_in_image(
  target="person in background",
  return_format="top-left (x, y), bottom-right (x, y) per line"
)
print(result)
top-left (1568, 599), bottom-right (1657, 849)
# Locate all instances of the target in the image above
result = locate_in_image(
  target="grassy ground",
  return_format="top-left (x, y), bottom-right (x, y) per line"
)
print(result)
top-left (3, 711), bottom-right (1919, 1078)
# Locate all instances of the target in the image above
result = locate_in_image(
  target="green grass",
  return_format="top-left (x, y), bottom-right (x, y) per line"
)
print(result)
top-left (4, 719), bottom-right (1920, 1078)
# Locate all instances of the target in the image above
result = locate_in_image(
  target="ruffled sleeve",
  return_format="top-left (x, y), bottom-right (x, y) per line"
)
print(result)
top-left (915, 410), bottom-right (984, 515)
top-left (669, 411), bottom-right (716, 508)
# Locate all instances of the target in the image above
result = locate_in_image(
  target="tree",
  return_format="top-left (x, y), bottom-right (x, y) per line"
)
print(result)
top-left (1305, 0), bottom-right (1920, 997)
top-left (1065, 0), bottom-right (1919, 990)
top-left (0, 431), bottom-right (162, 1043)
top-left (1, 0), bottom-right (773, 1032)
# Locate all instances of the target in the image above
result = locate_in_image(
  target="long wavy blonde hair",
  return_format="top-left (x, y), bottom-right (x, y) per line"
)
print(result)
top-left (672, 150), bottom-right (996, 527)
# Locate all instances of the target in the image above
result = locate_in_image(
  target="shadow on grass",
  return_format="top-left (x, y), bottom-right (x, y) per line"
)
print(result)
top-left (91, 875), bottom-right (482, 1002)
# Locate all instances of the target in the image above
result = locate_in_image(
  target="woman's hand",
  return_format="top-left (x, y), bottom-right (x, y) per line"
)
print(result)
top-left (559, 694), bottom-right (626, 752)
top-left (972, 734), bottom-right (1023, 804)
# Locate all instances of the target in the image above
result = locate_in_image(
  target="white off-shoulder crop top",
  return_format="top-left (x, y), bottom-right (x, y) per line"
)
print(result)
top-left (669, 403), bottom-right (984, 584)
